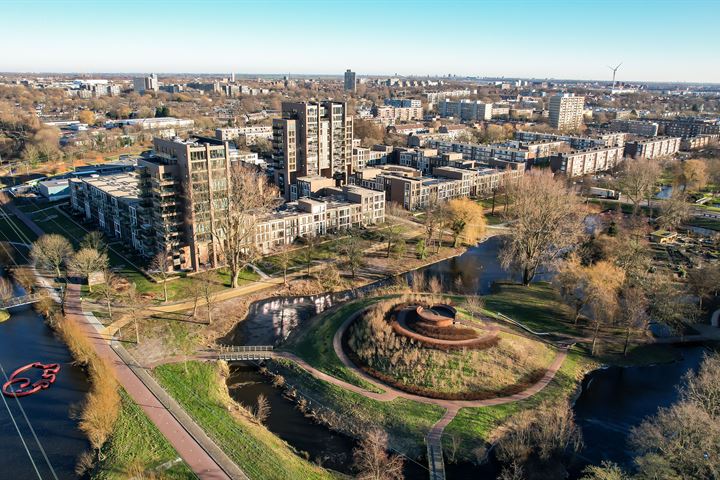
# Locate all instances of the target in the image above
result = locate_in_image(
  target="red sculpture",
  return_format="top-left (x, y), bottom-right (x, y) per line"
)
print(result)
top-left (2, 362), bottom-right (60, 398)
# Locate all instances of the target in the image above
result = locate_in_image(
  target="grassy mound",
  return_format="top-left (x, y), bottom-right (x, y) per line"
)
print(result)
top-left (346, 297), bottom-right (557, 400)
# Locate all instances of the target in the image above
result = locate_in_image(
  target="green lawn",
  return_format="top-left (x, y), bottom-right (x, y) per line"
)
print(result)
top-left (0, 213), bottom-right (38, 244)
top-left (271, 358), bottom-right (444, 458)
top-left (686, 216), bottom-right (720, 231)
top-left (484, 282), bottom-right (578, 335)
top-left (443, 350), bottom-right (593, 461)
top-left (259, 235), bottom-right (373, 276)
top-left (476, 196), bottom-right (511, 211)
top-left (93, 389), bottom-right (195, 479)
top-left (484, 213), bottom-right (506, 226)
top-left (154, 361), bottom-right (338, 480)
top-left (30, 206), bottom-right (89, 248)
top-left (696, 202), bottom-right (720, 213)
top-left (28, 204), bottom-right (258, 303)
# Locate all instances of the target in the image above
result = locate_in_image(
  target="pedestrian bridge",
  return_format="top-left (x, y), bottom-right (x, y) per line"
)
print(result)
top-left (214, 345), bottom-right (274, 361)
top-left (1, 292), bottom-right (47, 309)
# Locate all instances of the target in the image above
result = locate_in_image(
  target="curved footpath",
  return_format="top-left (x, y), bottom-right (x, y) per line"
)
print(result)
top-left (275, 307), bottom-right (567, 478)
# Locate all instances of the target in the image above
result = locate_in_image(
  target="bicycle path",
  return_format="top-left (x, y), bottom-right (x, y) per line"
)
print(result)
top-left (67, 272), bottom-right (247, 480)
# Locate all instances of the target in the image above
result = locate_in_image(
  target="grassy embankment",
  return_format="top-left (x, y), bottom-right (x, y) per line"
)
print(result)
top-left (0, 211), bottom-right (39, 244)
top-left (281, 281), bottom-right (681, 461)
top-left (442, 349), bottom-right (592, 460)
top-left (154, 361), bottom-right (340, 480)
top-left (92, 390), bottom-right (196, 479)
top-left (37, 299), bottom-right (192, 477)
top-left (270, 357), bottom-right (445, 458)
top-left (485, 282), bottom-right (682, 364)
top-left (282, 298), bottom-right (387, 391)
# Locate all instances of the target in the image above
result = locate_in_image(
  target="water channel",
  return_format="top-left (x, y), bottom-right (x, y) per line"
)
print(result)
top-left (225, 235), bottom-right (710, 478)
top-left (0, 285), bottom-right (91, 479)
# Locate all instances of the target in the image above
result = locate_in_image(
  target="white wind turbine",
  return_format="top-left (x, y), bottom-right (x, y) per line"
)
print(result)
top-left (608, 62), bottom-right (623, 90)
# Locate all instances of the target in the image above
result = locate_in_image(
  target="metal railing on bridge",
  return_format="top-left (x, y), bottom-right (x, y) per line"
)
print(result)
top-left (427, 442), bottom-right (445, 480)
top-left (0, 292), bottom-right (48, 309)
top-left (214, 344), bottom-right (274, 361)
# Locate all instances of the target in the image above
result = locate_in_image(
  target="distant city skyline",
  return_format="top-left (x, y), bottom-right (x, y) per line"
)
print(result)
top-left (2, 0), bottom-right (719, 83)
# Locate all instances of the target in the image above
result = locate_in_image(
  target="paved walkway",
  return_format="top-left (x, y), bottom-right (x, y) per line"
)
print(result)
top-left (273, 307), bottom-right (567, 479)
top-left (65, 282), bottom-right (247, 480)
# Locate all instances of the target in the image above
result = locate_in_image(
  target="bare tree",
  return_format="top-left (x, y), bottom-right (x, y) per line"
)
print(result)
top-left (10, 267), bottom-right (35, 294)
top-left (340, 235), bottom-right (365, 279)
top-left (657, 191), bottom-right (691, 230)
top-left (303, 235), bottom-right (319, 277)
top-left (383, 223), bottom-right (405, 259)
top-left (554, 254), bottom-right (589, 325)
top-left (210, 163), bottom-right (280, 288)
top-left (67, 247), bottom-right (109, 292)
top-left (275, 243), bottom-right (294, 286)
top-left (317, 263), bottom-right (342, 291)
top-left (150, 251), bottom-right (172, 303)
top-left (604, 224), bottom-right (652, 280)
top-left (647, 274), bottom-right (697, 335)
top-left (422, 200), bottom-right (442, 253)
top-left (464, 295), bottom-right (485, 321)
top-left (618, 284), bottom-right (649, 356)
top-left (181, 277), bottom-right (201, 319)
top-left (352, 428), bottom-right (404, 480)
top-left (616, 158), bottom-right (661, 214)
top-left (197, 268), bottom-right (215, 325)
top-left (80, 231), bottom-right (106, 253)
top-left (630, 352), bottom-right (720, 479)
top-left (123, 283), bottom-right (148, 344)
top-left (0, 277), bottom-right (13, 302)
top-left (95, 269), bottom-right (119, 320)
top-left (500, 171), bottom-right (585, 285)
top-left (580, 461), bottom-right (630, 480)
top-left (496, 401), bottom-right (582, 478)
top-left (687, 263), bottom-right (720, 309)
top-left (31, 234), bottom-right (73, 278)
top-left (585, 261), bottom-right (625, 355)
top-left (679, 159), bottom-right (708, 192)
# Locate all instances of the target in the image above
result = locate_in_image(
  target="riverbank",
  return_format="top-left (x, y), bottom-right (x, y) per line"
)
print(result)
top-left (277, 293), bottom-right (572, 461)
top-left (92, 390), bottom-right (195, 479)
top-left (0, 300), bottom-right (91, 479)
top-left (153, 360), bottom-right (344, 480)
top-left (39, 294), bottom-right (194, 478)
top-left (274, 273), bottom-right (694, 467)
top-left (115, 240), bottom-right (467, 366)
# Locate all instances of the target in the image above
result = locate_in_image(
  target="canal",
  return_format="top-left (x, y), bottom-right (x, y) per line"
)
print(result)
top-left (0, 299), bottom-right (91, 479)
top-left (225, 236), bottom-right (709, 479)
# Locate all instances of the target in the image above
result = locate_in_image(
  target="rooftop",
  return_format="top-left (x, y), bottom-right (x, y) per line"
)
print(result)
top-left (72, 172), bottom-right (140, 201)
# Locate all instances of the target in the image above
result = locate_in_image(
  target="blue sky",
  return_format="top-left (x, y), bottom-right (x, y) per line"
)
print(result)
top-left (1, 0), bottom-right (718, 82)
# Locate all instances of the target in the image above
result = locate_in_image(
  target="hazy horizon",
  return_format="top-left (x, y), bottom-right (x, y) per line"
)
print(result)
top-left (2, 0), bottom-right (719, 83)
